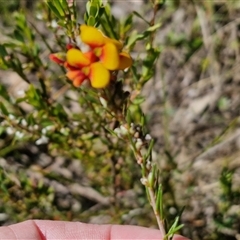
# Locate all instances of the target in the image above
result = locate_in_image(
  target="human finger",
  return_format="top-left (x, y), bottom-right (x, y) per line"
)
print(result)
top-left (0, 220), bottom-right (189, 240)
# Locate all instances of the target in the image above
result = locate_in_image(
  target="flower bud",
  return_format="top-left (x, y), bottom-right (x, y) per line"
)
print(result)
top-left (145, 134), bottom-right (152, 141)
top-left (140, 177), bottom-right (148, 186)
top-left (135, 138), bottom-right (143, 151)
top-left (119, 125), bottom-right (128, 136)
top-left (99, 96), bottom-right (107, 108)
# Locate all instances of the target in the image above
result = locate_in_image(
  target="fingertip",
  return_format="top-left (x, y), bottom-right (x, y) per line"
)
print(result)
top-left (111, 225), bottom-right (163, 239)
top-left (34, 220), bottom-right (111, 240)
top-left (0, 220), bottom-right (43, 240)
top-left (0, 220), bottom-right (190, 240)
top-left (173, 234), bottom-right (191, 240)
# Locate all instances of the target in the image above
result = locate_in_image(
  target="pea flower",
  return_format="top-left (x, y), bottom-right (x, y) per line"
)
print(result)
top-left (50, 25), bottom-right (132, 89)
top-left (65, 48), bottom-right (110, 88)
top-left (80, 25), bottom-right (132, 71)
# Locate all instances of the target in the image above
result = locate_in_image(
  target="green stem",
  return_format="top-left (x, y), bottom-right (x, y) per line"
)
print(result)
top-left (148, 186), bottom-right (166, 238)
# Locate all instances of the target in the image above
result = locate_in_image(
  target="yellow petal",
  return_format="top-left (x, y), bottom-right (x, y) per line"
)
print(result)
top-left (117, 52), bottom-right (133, 70)
top-left (66, 48), bottom-right (90, 68)
top-left (104, 37), bottom-right (123, 51)
top-left (80, 25), bottom-right (105, 47)
top-left (101, 43), bottom-right (119, 70)
top-left (89, 62), bottom-right (110, 88)
top-left (80, 25), bottom-right (123, 50)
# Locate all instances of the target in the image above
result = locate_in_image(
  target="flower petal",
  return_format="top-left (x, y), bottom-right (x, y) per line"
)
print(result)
top-left (66, 48), bottom-right (90, 68)
top-left (49, 53), bottom-right (65, 65)
top-left (104, 37), bottom-right (123, 51)
top-left (101, 43), bottom-right (119, 70)
top-left (80, 25), bottom-right (123, 50)
top-left (89, 62), bottom-right (110, 88)
top-left (73, 78), bottom-right (85, 87)
top-left (80, 25), bottom-right (105, 47)
top-left (66, 70), bottom-right (86, 87)
top-left (64, 62), bottom-right (78, 71)
top-left (117, 52), bottom-right (133, 70)
top-left (84, 51), bottom-right (97, 63)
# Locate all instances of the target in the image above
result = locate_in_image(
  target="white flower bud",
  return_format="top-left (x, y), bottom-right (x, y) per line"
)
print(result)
top-left (145, 134), bottom-right (152, 141)
top-left (135, 138), bottom-right (143, 150)
top-left (119, 125), bottom-right (128, 136)
top-left (41, 125), bottom-right (54, 135)
top-left (33, 124), bottom-right (39, 130)
top-left (146, 160), bottom-right (151, 170)
top-left (8, 114), bottom-right (15, 120)
top-left (140, 177), bottom-right (148, 186)
top-left (17, 90), bottom-right (25, 96)
top-left (60, 127), bottom-right (69, 136)
top-left (99, 97), bottom-right (107, 108)
top-left (36, 136), bottom-right (49, 145)
top-left (114, 127), bottom-right (121, 137)
top-left (129, 123), bottom-right (135, 134)
top-left (51, 20), bottom-right (58, 28)
top-left (15, 131), bottom-right (24, 139)
top-left (21, 119), bottom-right (27, 127)
top-left (6, 127), bottom-right (14, 135)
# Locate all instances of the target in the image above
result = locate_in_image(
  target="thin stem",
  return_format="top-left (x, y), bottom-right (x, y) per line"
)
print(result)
top-left (148, 186), bottom-right (166, 237)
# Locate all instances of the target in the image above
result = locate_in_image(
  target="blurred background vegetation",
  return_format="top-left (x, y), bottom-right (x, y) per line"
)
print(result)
top-left (1, 1), bottom-right (240, 240)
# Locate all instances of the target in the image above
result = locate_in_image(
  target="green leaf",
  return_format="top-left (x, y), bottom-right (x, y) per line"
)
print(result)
top-left (52, 103), bottom-right (67, 122)
top-left (46, 0), bottom-right (63, 19)
top-left (40, 119), bottom-right (54, 128)
top-left (166, 216), bottom-right (184, 238)
top-left (132, 95), bottom-right (145, 105)
top-left (104, 127), bottom-right (118, 137)
top-left (144, 139), bottom-right (154, 162)
top-left (133, 11), bottom-right (150, 25)
top-left (25, 85), bottom-right (46, 109)
top-left (124, 14), bottom-right (133, 28)
top-left (121, 14), bottom-right (133, 35)
top-left (0, 145), bottom-right (21, 157)
top-left (131, 65), bottom-right (140, 83)
top-left (0, 102), bottom-right (8, 115)
top-left (0, 85), bottom-right (10, 101)
top-left (26, 113), bottom-right (35, 126)
top-left (0, 45), bottom-right (8, 57)
top-left (84, 12), bottom-right (89, 24)
top-left (52, 0), bottom-right (65, 17)
top-left (59, 0), bottom-right (69, 10)
top-left (0, 126), bottom-right (5, 136)
top-left (140, 113), bottom-right (146, 126)
top-left (126, 31), bottom-right (146, 49)
top-left (86, 1), bottom-right (91, 14)
top-left (13, 29), bottom-right (25, 43)
top-left (87, 16), bottom-right (96, 26)
top-left (149, 164), bottom-right (157, 188)
top-left (0, 170), bottom-right (8, 194)
top-left (89, 5), bottom-right (99, 17)
top-left (146, 23), bottom-right (161, 32)
top-left (126, 109), bottom-right (132, 125)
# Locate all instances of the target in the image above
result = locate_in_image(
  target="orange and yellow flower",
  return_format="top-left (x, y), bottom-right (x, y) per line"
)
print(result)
top-left (50, 25), bottom-right (132, 89)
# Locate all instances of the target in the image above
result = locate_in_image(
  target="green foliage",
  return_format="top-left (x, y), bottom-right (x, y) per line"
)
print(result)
top-left (46, 0), bottom-right (77, 39)
top-left (1, 1), bottom-right (240, 239)
top-left (84, 0), bottom-right (105, 27)
top-left (212, 167), bottom-right (240, 238)
top-left (0, 1), bottom-right (176, 236)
